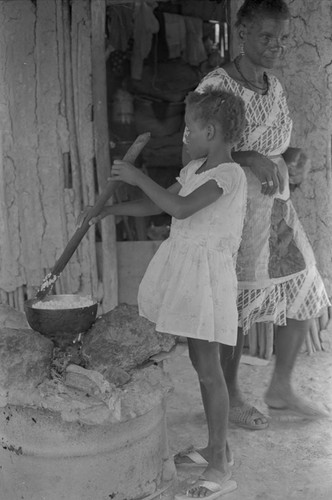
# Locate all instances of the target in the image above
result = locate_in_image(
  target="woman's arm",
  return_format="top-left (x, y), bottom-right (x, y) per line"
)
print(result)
top-left (231, 150), bottom-right (284, 196)
top-left (186, 140), bottom-right (283, 197)
top-left (111, 161), bottom-right (223, 219)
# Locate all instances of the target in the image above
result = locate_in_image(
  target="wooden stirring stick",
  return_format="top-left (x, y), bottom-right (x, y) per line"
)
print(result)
top-left (35, 132), bottom-right (151, 300)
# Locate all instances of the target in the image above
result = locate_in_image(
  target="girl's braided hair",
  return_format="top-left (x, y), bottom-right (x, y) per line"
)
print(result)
top-left (185, 87), bottom-right (246, 145)
top-left (235, 0), bottom-right (290, 27)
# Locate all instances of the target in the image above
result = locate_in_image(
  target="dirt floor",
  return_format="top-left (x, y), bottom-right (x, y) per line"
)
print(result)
top-left (163, 344), bottom-right (332, 500)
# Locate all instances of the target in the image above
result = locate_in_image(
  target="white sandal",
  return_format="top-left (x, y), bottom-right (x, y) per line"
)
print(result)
top-left (175, 479), bottom-right (237, 500)
top-left (174, 448), bottom-right (234, 469)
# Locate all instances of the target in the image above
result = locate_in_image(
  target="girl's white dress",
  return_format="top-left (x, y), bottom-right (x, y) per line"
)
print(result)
top-left (138, 159), bottom-right (247, 346)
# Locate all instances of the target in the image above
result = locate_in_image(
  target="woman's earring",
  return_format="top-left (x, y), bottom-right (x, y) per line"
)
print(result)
top-left (239, 42), bottom-right (245, 56)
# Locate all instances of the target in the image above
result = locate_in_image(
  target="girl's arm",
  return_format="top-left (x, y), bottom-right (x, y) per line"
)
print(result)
top-left (77, 182), bottom-right (181, 227)
top-left (99, 181), bottom-right (182, 218)
top-left (99, 197), bottom-right (162, 219)
top-left (231, 150), bottom-right (284, 195)
top-left (111, 161), bottom-right (223, 220)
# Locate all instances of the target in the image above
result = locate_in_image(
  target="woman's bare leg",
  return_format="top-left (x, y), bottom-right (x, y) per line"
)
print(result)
top-left (220, 329), bottom-right (268, 428)
top-left (219, 328), bottom-right (244, 404)
top-left (265, 318), bottom-right (329, 417)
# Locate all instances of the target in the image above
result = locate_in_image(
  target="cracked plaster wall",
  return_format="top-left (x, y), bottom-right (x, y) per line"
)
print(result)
top-left (231, 0), bottom-right (332, 295)
top-left (0, 0), bottom-right (99, 307)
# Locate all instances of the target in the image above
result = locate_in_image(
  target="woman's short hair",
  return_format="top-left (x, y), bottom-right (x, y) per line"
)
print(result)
top-left (185, 88), bottom-right (246, 145)
top-left (235, 0), bottom-right (291, 27)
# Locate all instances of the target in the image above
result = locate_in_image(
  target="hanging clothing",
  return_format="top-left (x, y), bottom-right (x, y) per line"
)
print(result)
top-left (107, 5), bottom-right (133, 52)
top-left (183, 16), bottom-right (207, 67)
top-left (163, 13), bottom-right (186, 59)
top-left (131, 1), bottom-right (159, 80)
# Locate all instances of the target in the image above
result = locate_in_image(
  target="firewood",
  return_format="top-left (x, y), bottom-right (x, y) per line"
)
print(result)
top-left (258, 323), bottom-right (266, 358)
top-left (319, 307), bottom-right (329, 331)
top-left (324, 306), bottom-right (332, 331)
top-left (249, 324), bottom-right (258, 356)
top-left (309, 319), bottom-right (322, 351)
top-left (265, 323), bottom-right (274, 360)
top-left (305, 330), bottom-right (313, 355)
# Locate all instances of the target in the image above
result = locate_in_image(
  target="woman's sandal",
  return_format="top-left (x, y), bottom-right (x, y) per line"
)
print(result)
top-left (229, 404), bottom-right (269, 430)
top-left (174, 447), bottom-right (234, 469)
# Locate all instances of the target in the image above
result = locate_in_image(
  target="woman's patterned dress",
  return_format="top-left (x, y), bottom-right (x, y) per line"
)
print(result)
top-left (196, 68), bottom-right (330, 332)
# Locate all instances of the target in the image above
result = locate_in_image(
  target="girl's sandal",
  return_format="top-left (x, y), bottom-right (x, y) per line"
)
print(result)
top-left (174, 447), bottom-right (234, 469)
top-left (175, 478), bottom-right (237, 500)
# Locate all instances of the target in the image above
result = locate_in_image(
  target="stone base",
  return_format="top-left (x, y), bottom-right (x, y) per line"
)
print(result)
top-left (0, 401), bottom-right (176, 500)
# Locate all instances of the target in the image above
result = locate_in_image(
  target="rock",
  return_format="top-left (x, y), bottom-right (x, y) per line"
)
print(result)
top-left (81, 304), bottom-right (176, 385)
top-left (103, 365), bottom-right (131, 386)
top-left (65, 364), bottom-right (111, 396)
top-left (0, 304), bottom-right (30, 329)
top-left (121, 365), bottom-right (173, 420)
top-left (0, 327), bottom-right (53, 394)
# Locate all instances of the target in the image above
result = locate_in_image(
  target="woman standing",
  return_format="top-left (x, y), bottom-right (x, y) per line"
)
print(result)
top-left (180, 0), bottom-right (330, 436)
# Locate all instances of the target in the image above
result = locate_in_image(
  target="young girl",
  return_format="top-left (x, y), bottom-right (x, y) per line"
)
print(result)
top-left (83, 88), bottom-right (246, 499)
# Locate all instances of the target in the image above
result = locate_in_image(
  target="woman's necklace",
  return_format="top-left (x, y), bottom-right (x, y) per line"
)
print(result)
top-left (234, 56), bottom-right (268, 93)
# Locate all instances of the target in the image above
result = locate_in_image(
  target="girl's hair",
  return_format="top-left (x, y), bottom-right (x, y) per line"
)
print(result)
top-left (185, 88), bottom-right (246, 145)
top-left (235, 0), bottom-right (291, 27)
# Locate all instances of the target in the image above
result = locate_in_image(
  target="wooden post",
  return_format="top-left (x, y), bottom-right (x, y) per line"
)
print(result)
top-left (257, 323), bottom-right (266, 358)
top-left (90, 0), bottom-right (118, 311)
top-left (248, 324), bottom-right (258, 356)
top-left (265, 323), bottom-right (274, 360)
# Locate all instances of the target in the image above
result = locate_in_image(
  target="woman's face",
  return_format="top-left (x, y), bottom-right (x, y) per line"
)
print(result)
top-left (241, 16), bottom-right (290, 69)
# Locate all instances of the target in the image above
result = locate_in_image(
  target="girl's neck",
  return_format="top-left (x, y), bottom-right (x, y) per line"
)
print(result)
top-left (204, 146), bottom-right (233, 170)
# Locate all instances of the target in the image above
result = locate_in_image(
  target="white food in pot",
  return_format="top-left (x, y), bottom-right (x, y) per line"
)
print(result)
top-left (32, 296), bottom-right (95, 310)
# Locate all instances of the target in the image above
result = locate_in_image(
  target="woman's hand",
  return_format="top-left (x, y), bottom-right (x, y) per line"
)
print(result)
top-left (247, 152), bottom-right (284, 196)
top-left (110, 160), bottom-right (143, 186)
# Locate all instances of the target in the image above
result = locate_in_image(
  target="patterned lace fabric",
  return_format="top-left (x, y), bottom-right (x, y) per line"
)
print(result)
top-left (237, 267), bottom-right (330, 333)
top-left (196, 68), bottom-right (330, 327)
top-left (198, 67), bottom-right (293, 158)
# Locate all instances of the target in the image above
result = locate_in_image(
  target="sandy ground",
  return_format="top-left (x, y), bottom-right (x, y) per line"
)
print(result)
top-left (163, 345), bottom-right (332, 500)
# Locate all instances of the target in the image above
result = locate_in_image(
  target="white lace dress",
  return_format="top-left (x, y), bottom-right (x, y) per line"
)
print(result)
top-left (138, 159), bottom-right (247, 346)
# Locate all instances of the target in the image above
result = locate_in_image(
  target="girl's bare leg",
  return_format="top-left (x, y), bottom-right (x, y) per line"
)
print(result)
top-left (186, 338), bottom-right (232, 494)
top-left (175, 342), bottom-right (232, 466)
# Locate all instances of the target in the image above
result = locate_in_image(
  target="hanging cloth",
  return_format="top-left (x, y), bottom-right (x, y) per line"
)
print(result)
top-left (183, 16), bottom-right (207, 67)
top-left (131, 1), bottom-right (159, 80)
top-left (163, 13), bottom-right (186, 59)
top-left (107, 5), bottom-right (134, 52)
